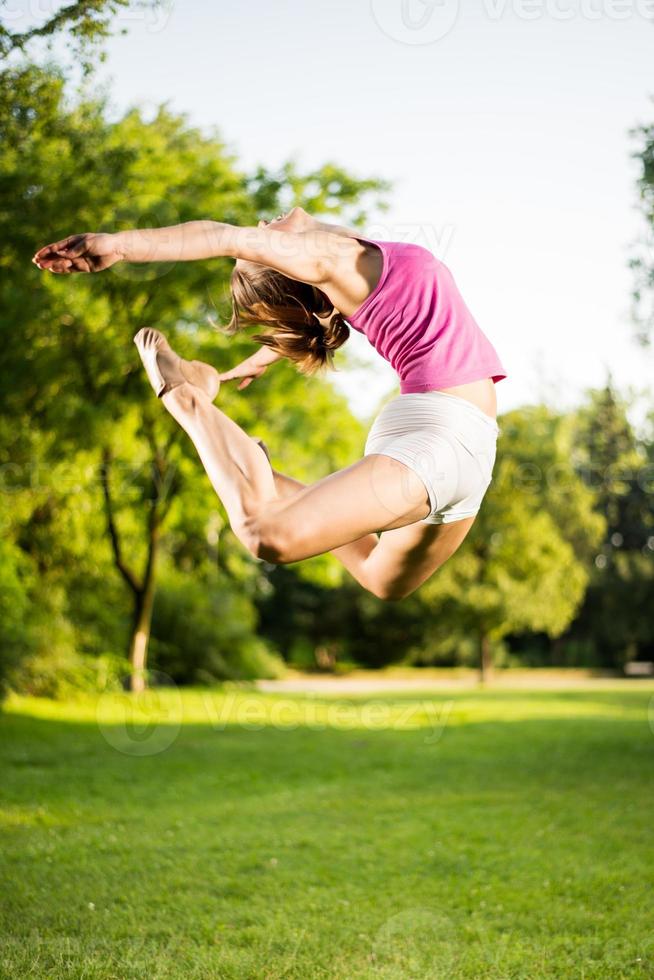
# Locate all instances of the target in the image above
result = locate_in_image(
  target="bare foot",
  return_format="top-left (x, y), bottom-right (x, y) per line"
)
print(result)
top-left (134, 327), bottom-right (220, 400)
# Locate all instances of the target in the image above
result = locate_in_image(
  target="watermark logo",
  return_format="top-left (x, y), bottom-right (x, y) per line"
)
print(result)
top-left (370, 0), bottom-right (461, 44)
top-left (371, 0), bottom-right (653, 45)
top-left (647, 695), bottom-right (654, 736)
top-left (99, 196), bottom-right (181, 283)
top-left (2, 0), bottom-right (175, 35)
top-left (96, 670), bottom-right (182, 756)
top-left (364, 430), bottom-right (461, 523)
top-left (484, 0), bottom-right (654, 21)
top-left (365, 222), bottom-right (456, 260)
top-left (116, 0), bottom-right (175, 34)
top-left (370, 907), bottom-right (456, 975)
top-left (200, 691), bottom-right (453, 745)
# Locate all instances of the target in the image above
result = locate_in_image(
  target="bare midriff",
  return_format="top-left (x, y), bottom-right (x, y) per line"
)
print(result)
top-left (435, 377), bottom-right (497, 420)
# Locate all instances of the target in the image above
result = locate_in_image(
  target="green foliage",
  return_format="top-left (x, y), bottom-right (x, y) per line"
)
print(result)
top-left (258, 567), bottom-right (436, 671)
top-left (631, 119), bottom-right (654, 347)
top-left (0, 62), bottom-right (387, 696)
top-left (246, 159), bottom-right (391, 228)
top-left (0, 0), bottom-right (161, 74)
top-left (0, 535), bottom-right (33, 694)
top-left (8, 649), bottom-right (127, 700)
top-left (2, 55), bottom-right (653, 691)
top-left (415, 406), bottom-right (605, 669)
top-left (149, 565), bottom-right (284, 683)
top-left (564, 382), bottom-right (654, 666)
top-left (574, 382), bottom-right (650, 549)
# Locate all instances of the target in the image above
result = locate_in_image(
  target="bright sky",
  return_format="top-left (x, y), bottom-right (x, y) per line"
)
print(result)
top-left (50, 0), bottom-right (654, 419)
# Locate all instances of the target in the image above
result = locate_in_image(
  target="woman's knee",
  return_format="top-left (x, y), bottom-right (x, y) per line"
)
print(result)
top-left (365, 575), bottom-right (414, 602)
top-left (240, 511), bottom-right (296, 564)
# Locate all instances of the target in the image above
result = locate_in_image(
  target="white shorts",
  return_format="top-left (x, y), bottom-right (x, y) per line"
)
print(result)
top-left (364, 390), bottom-right (500, 525)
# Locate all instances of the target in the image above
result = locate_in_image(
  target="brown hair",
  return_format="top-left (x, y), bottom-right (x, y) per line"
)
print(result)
top-left (226, 263), bottom-right (349, 375)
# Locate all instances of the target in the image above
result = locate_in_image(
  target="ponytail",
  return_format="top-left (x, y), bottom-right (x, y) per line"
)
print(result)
top-left (227, 264), bottom-right (350, 375)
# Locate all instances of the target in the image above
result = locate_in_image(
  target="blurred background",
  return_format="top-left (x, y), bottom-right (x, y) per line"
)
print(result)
top-left (1, 0), bottom-right (653, 695)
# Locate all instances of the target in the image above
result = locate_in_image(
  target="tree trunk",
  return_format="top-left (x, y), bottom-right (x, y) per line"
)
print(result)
top-left (550, 634), bottom-right (564, 666)
top-left (314, 643), bottom-right (337, 672)
top-left (101, 445), bottom-right (169, 695)
top-left (128, 531), bottom-right (159, 694)
top-left (479, 632), bottom-right (493, 685)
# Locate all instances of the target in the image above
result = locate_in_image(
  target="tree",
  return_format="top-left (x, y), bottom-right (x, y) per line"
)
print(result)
top-left (415, 406), bottom-right (605, 682)
top-left (631, 118), bottom-right (654, 347)
top-left (0, 0), bottom-right (160, 73)
top-left (565, 381), bottom-right (654, 668)
top-left (0, 63), bottom-right (388, 692)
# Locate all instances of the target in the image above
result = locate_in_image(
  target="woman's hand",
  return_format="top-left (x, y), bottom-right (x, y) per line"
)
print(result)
top-left (218, 344), bottom-right (283, 390)
top-left (217, 357), bottom-right (269, 390)
top-left (32, 233), bottom-right (124, 274)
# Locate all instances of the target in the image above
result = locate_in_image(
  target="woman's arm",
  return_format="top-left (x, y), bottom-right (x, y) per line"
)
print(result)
top-left (34, 221), bottom-right (359, 286)
top-left (115, 221), bottom-right (244, 263)
top-left (33, 223), bottom-right (246, 272)
top-left (217, 345), bottom-right (283, 390)
top-left (117, 221), bottom-right (357, 284)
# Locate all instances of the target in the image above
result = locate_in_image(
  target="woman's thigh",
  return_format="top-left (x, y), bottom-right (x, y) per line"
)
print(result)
top-left (255, 453), bottom-right (432, 562)
top-left (363, 515), bottom-right (477, 598)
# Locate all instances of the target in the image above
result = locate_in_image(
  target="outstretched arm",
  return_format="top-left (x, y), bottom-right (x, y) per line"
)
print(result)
top-left (33, 221), bottom-right (359, 287)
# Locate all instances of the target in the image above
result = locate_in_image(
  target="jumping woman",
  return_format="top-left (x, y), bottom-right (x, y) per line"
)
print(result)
top-left (32, 207), bottom-right (506, 601)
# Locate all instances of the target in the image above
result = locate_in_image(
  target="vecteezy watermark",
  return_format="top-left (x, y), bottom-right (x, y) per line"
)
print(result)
top-left (114, 0), bottom-right (175, 34)
top-left (647, 696), bottom-right (654, 737)
top-left (363, 222), bottom-right (456, 261)
top-left (3, 449), bottom-right (652, 511)
top-left (484, 0), bottom-right (654, 21)
top-left (96, 670), bottom-right (182, 756)
top-left (199, 691), bottom-right (454, 745)
top-left (94, 687), bottom-right (454, 754)
top-left (370, 0), bottom-right (462, 45)
top-left (99, 195), bottom-right (182, 283)
top-left (492, 458), bottom-right (654, 498)
top-left (0, 455), bottom-right (180, 499)
top-left (35, 216), bottom-right (454, 285)
top-left (370, 907), bottom-right (457, 976)
top-left (2, 0), bottom-right (174, 35)
top-left (235, 221), bottom-right (455, 263)
top-left (365, 450), bottom-right (442, 524)
top-left (0, 934), bottom-right (181, 975)
top-left (371, 0), bottom-right (653, 45)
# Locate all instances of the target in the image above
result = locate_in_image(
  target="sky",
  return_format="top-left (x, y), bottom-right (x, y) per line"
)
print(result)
top-left (30, 0), bottom-right (654, 420)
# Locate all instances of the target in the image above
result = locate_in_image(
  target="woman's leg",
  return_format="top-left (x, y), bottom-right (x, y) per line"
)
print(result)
top-left (160, 381), bottom-right (431, 565)
top-left (162, 383), bottom-right (278, 535)
top-left (262, 454), bottom-right (475, 599)
top-left (360, 515), bottom-right (476, 599)
top-left (258, 457), bottom-right (382, 587)
top-left (134, 328), bottom-right (469, 597)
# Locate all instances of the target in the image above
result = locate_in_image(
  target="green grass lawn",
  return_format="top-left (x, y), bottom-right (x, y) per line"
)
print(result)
top-left (1, 685), bottom-right (653, 979)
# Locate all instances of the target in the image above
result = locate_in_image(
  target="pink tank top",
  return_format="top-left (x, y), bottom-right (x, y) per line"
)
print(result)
top-left (346, 238), bottom-right (507, 393)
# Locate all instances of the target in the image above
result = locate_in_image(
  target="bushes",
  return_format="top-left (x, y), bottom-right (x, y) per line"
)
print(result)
top-left (0, 537), bottom-right (33, 698)
top-left (2, 562), bottom-right (284, 700)
top-left (148, 567), bottom-right (284, 684)
top-left (8, 649), bottom-right (127, 700)
top-left (0, 548), bottom-right (129, 699)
